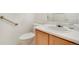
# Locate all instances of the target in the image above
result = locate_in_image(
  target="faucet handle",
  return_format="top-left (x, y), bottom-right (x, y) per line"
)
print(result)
top-left (57, 25), bottom-right (63, 27)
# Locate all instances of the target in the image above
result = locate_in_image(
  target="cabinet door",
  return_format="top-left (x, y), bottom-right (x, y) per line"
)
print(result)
top-left (35, 30), bottom-right (49, 45)
top-left (49, 35), bottom-right (54, 45)
top-left (49, 35), bottom-right (75, 45)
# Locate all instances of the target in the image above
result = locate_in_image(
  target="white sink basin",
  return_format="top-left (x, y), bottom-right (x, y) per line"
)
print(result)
top-left (48, 26), bottom-right (68, 31)
top-left (64, 24), bottom-right (79, 32)
top-left (43, 24), bottom-right (69, 32)
top-left (68, 26), bottom-right (79, 32)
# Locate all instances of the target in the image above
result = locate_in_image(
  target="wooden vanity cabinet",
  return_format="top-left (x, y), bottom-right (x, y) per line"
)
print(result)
top-left (35, 29), bottom-right (49, 45)
top-left (35, 29), bottom-right (76, 45)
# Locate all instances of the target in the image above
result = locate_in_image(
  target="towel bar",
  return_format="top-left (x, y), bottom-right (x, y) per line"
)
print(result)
top-left (0, 16), bottom-right (18, 26)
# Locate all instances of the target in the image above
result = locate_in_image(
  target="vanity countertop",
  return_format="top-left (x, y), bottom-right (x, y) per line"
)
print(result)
top-left (35, 25), bottom-right (79, 44)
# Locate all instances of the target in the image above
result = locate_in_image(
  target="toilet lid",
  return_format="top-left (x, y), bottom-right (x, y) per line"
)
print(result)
top-left (19, 32), bottom-right (35, 40)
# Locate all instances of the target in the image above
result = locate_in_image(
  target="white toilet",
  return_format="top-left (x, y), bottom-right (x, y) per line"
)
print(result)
top-left (19, 32), bottom-right (35, 45)
top-left (18, 23), bottom-right (41, 45)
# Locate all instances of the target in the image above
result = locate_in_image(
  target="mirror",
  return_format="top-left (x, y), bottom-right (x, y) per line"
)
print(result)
top-left (47, 13), bottom-right (78, 24)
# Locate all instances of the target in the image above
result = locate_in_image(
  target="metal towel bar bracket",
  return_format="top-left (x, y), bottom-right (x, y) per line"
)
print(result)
top-left (0, 16), bottom-right (18, 26)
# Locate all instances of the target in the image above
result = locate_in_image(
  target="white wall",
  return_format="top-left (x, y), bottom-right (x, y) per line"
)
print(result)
top-left (0, 13), bottom-right (35, 45)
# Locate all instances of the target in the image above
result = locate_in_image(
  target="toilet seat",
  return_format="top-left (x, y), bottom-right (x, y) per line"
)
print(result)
top-left (19, 32), bottom-right (35, 40)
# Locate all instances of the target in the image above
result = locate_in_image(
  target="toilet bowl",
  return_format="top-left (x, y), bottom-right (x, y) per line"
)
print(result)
top-left (19, 32), bottom-right (35, 45)
top-left (20, 32), bottom-right (35, 40)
